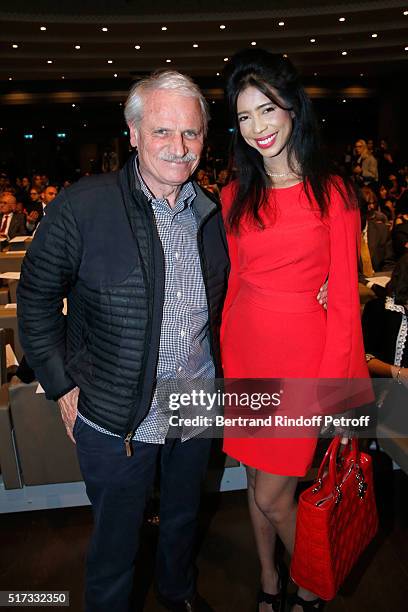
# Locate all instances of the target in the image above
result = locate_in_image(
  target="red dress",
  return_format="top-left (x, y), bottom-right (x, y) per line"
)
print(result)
top-left (221, 180), bottom-right (369, 476)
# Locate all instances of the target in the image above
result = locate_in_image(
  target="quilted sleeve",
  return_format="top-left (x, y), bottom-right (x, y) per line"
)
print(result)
top-left (17, 191), bottom-right (82, 400)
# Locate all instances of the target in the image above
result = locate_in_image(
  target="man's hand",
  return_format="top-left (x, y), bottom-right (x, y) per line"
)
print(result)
top-left (57, 386), bottom-right (80, 443)
top-left (317, 279), bottom-right (328, 309)
top-left (26, 210), bottom-right (39, 223)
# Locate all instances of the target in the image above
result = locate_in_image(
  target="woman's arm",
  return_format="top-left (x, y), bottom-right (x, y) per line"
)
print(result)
top-left (367, 358), bottom-right (408, 388)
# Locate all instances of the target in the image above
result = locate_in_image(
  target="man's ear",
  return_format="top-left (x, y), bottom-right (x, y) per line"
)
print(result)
top-left (129, 125), bottom-right (138, 148)
top-left (290, 110), bottom-right (296, 119)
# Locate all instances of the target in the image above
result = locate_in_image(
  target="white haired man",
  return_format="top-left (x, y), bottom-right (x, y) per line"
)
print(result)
top-left (18, 71), bottom-right (229, 612)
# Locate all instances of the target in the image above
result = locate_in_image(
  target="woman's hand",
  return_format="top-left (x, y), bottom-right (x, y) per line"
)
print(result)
top-left (391, 366), bottom-right (408, 389)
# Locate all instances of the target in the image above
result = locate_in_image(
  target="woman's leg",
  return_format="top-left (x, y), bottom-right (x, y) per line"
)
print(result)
top-left (246, 466), bottom-right (279, 602)
top-left (253, 471), bottom-right (298, 555)
top-left (252, 470), bottom-right (322, 611)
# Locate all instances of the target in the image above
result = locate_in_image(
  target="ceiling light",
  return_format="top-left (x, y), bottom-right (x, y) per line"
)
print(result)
top-left (166, 59), bottom-right (171, 63)
top-left (107, 60), bottom-right (113, 64)
top-left (161, 26), bottom-right (167, 31)
top-left (40, 26), bottom-right (47, 31)
top-left (322, 119), bottom-right (326, 123)
top-left (405, 46), bottom-right (408, 51)
top-left (342, 99), bottom-right (346, 103)
top-left (404, 10), bottom-right (408, 15)
top-left (220, 25), bottom-right (226, 29)
top-left (193, 43), bottom-right (198, 48)
top-left (360, 73), bottom-right (364, 76)
top-left (8, 77), bottom-right (12, 81)
top-left (74, 45), bottom-right (81, 49)
top-left (314, 72), bottom-right (318, 76)
top-left (72, 103), bottom-right (76, 107)
top-left (134, 45), bottom-right (141, 50)
top-left (101, 27), bottom-right (108, 32)
top-left (47, 60), bottom-right (53, 63)
top-left (224, 57), bottom-right (229, 61)
top-left (371, 33), bottom-right (378, 38)
top-left (114, 73), bottom-right (118, 77)
top-left (216, 72), bottom-right (220, 76)
top-left (283, 54), bottom-right (288, 58)
top-left (310, 38), bottom-right (316, 43)
top-left (251, 41), bottom-right (257, 46)
top-left (339, 17), bottom-right (346, 22)
top-left (12, 44), bottom-right (18, 49)
top-left (278, 21), bottom-right (285, 26)
top-left (341, 51), bottom-right (348, 55)
top-left (61, 75), bottom-right (65, 79)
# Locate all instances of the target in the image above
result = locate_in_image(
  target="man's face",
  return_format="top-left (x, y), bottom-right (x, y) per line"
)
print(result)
top-left (42, 186), bottom-right (58, 205)
top-left (30, 188), bottom-right (40, 202)
top-left (0, 193), bottom-right (16, 214)
top-left (130, 90), bottom-right (204, 196)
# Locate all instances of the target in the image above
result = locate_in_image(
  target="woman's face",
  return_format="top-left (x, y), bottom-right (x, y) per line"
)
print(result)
top-left (236, 85), bottom-right (294, 167)
top-left (379, 185), bottom-right (387, 199)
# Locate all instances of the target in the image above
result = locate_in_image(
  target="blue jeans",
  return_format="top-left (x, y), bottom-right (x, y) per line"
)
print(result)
top-left (74, 418), bottom-right (212, 612)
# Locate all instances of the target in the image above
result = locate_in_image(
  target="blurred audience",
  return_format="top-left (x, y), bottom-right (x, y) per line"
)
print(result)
top-left (358, 200), bottom-right (395, 302)
top-left (393, 192), bottom-right (408, 260)
top-left (26, 185), bottom-right (58, 234)
top-left (353, 139), bottom-right (379, 186)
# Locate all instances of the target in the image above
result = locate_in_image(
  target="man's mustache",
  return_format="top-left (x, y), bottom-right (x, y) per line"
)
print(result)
top-left (158, 152), bottom-right (198, 163)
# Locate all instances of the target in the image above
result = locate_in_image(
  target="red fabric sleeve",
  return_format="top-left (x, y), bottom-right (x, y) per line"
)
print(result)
top-left (318, 184), bottom-right (369, 380)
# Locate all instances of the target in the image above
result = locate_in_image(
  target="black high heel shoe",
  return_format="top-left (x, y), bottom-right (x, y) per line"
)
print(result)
top-left (257, 562), bottom-right (288, 612)
top-left (286, 593), bottom-right (325, 611)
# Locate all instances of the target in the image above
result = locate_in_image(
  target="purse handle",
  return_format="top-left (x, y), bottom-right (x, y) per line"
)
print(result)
top-left (313, 437), bottom-right (362, 503)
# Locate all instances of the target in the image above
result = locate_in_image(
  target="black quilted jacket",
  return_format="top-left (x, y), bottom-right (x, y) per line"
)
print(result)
top-left (17, 154), bottom-right (230, 437)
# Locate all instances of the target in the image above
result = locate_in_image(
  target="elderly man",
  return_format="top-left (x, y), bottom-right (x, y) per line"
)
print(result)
top-left (17, 71), bottom-right (229, 612)
top-left (0, 191), bottom-right (27, 240)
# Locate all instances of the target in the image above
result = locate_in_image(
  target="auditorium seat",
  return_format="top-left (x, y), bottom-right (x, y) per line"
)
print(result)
top-left (7, 382), bottom-right (82, 486)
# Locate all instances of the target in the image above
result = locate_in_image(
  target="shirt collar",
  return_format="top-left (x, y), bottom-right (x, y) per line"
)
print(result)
top-left (134, 157), bottom-right (195, 208)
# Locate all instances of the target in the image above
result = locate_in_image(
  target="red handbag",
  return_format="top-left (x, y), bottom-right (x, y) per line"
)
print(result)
top-left (291, 437), bottom-right (378, 600)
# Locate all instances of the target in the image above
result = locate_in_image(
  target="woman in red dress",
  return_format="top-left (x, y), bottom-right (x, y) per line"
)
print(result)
top-left (221, 49), bottom-right (369, 611)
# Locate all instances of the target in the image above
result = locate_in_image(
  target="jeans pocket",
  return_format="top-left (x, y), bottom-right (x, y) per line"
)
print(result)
top-left (72, 414), bottom-right (83, 440)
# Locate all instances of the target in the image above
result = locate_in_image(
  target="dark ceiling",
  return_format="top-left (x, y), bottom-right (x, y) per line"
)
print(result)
top-left (1, 0), bottom-right (407, 84)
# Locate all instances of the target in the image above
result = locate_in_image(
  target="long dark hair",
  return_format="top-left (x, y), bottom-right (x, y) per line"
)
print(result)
top-left (224, 48), bottom-right (356, 232)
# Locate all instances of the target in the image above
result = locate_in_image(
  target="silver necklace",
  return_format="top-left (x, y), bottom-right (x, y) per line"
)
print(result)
top-left (265, 170), bottom-right (294, 177)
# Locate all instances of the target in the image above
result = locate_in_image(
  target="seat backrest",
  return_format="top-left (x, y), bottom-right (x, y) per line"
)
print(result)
top-left (9, 382), bottom-right (82, 486)
top-left (0, 308), bottom-right (22, 362)
top-left (0, 383), bottom-right (22, 489)
top-left (0, 328), bottom-right (7, 386)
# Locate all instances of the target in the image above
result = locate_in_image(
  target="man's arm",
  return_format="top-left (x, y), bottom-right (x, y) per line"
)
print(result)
top-left (16, 213), bottom-right (28, 236)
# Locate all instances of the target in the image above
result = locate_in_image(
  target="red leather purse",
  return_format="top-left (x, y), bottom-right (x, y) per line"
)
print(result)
top-left (291, 437), bottom-right (378, 600)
